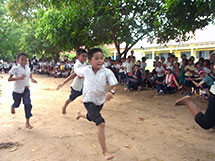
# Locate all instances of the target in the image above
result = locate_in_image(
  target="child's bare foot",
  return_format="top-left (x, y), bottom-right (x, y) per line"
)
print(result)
top-left (76, 111), bottom-right (81, 120)
top-left (26, 122), bottom-right (33, 129)
top-left (175, 96), bottom-right (191, 106)
top-left (103, 151), bottom-right (114, 160)
top-left (11, 107), bottom-right (15, 114)
top-left (62, 106), bottom-right (67, 115)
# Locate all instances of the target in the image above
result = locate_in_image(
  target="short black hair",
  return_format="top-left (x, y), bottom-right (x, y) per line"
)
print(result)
top-left (17, 53), bottom-right (27, 59)
top-left (76, 48), bottom-right (87, 56)
top-left (87, 48), bottom-right (103, 60)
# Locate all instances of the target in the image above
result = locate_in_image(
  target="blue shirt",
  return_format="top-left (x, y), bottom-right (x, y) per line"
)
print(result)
top-left (203, 76), bottom-right (214, 87)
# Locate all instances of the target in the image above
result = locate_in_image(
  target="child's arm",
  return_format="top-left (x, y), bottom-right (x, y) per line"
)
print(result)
top-left (105, 85), bottom-right (117, 101)
top-left (0, 75), bottom-right (3, 79)
top-left (56, 73), bottom-right (77, 90)
top-left (30, 73), bottom-right (38, 83)
top-left (173, 79), bottom-right (182, 89)
top-left (8, 74), bottom-right (26, 82)
top-left (192, 80), bottom-right (204, 87)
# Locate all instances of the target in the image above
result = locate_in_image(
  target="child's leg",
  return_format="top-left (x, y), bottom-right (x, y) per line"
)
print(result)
top-left (62, 99), bottom-right (72, 114)
top-left (23, 88), bottom-right (33, 129)
top-left (175, 96), bottom-right (200, 118)
top-left (83, 103), bottom-right (114, 160)
top-left (11, 92), bottom-right (22, 114)
top-left (76, 111), bottom-right (87, 120)
top-left (62, 88), bottom-right (82, 114)
top-left (98, 123), bottom-right (114, 160)
top-left (175, 95), bottom-right (215, 129)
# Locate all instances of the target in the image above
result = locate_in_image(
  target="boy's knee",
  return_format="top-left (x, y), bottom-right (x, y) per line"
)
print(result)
top-left (94, 116), bottom-right (105, 127)
top-left (98, 122), bottom-right (105, 128)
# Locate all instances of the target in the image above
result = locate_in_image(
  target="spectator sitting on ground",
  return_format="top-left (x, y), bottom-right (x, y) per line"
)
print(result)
top-left (124, 64), bottom-right (142, 91)
top-left (163, 67), bottom-right (181, 94)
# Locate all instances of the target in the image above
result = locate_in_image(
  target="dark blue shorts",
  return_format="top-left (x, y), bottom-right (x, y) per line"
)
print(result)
top-left (12, 88), bottom-right (32, 119)
top-left (69, 87), bottom-right (82, 101)
top-left (84, 102), bottom-right (105, 126)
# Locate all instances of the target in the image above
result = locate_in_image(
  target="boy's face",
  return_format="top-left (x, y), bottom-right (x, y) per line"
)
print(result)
top-left (18, 55), bottom-right (28, 66)
top-left (77, 53), bottom-right (87, 64)
top-left (89, 52), bottom-right (104, 70)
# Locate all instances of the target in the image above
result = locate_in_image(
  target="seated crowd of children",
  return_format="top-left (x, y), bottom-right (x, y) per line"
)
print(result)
top-left (2, 51), bottom-right (215, 101)
top-left (29, 56), bottom-right (75, 78)
top-left (103, 52), bottom-right (215, 100)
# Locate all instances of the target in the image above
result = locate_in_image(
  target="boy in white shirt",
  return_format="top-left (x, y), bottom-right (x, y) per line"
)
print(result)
top-left (67, 48), bottom-right (118, 160)
top-left (57, 49), bottom-right (87, 114)
top-left (8, 53), bottom-right (37, 129)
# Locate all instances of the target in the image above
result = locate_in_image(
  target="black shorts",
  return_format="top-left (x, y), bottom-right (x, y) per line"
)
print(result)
top-left (84, 102), bottom-right (105, 126)
top-left (195, 93), bottom-right (215, 130)
top-left (69, 87), bottom-right (82, 101)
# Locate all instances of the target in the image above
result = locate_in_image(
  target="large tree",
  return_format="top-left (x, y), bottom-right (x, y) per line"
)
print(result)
top-left (5, 0), bottom-right (215, 59)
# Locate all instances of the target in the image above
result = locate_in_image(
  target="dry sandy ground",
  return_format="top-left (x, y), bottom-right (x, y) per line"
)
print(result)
top-left (0, 74), bottom-right (215, 161)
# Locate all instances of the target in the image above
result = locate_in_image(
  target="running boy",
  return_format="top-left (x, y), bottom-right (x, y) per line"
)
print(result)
top-left (57, 49), bottom-right (87, 114)
top-left (8, 53), bottom-right (37, 129)
top-left (67, 48), bottom-right (118, 160)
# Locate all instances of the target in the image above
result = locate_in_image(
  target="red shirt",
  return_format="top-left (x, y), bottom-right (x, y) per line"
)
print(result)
top-left (165, 73), bottom-right (176, 88)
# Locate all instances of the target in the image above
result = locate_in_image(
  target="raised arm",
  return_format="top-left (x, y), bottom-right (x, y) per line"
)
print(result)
top-left (192, 80), bottom-right (204, 87)
top-left (56, 72), bottom-right (77, 90)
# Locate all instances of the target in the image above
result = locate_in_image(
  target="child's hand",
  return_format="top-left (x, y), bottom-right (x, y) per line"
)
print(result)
top-left (18, 74), bottom-right (26, 80)
top-left (178, 86), bottom-right (182, 89)
top-left (56, 82), bottom-right (64, 90)
top-left (78, 76), bottom-right (84, 79)
top-left (105, 92), bottom-right (114, 101)
top-left (31, 79), bottom-right (38, 83)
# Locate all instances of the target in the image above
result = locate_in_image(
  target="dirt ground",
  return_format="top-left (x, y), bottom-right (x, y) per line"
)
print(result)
top-left (0, 74), bottom-right (215, 161)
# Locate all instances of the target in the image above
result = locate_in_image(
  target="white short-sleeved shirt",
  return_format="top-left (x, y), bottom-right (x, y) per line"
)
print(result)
top-left (155, 66), bottom-right (165, 77)
top-left (126, 62), bottom-right (134, 73)
top-left (76, 65), bottom-right (118, 105)
top-left (9, 64), bottom-right (31, 93)
top-left (70, 59), bottom-right (85, 91)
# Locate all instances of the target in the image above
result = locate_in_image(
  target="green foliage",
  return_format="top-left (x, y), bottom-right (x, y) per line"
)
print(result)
top-left (1, 0), bottom-right (215, 61)
top-left (0, 0), bottom-right (22, 60)
top-left (96, 45), bottom-right (111, 58)
top-left (60, 52), bottom-right (76, 61)
top-left (152, 0), bottom-right (215, 43)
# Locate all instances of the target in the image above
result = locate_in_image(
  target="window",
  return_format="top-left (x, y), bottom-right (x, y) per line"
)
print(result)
top-left (181, 51), bottom-right (191, 58)
top-left (145, 54), bottom-right (152, 59)
top-left (196, 50), bottom-right (210, 59)
top-left (157, 53), bottom-right (169, 61)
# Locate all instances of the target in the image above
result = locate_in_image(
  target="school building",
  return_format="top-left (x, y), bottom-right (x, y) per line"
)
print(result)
top-left (108, 41), bottom-right (215, 71)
